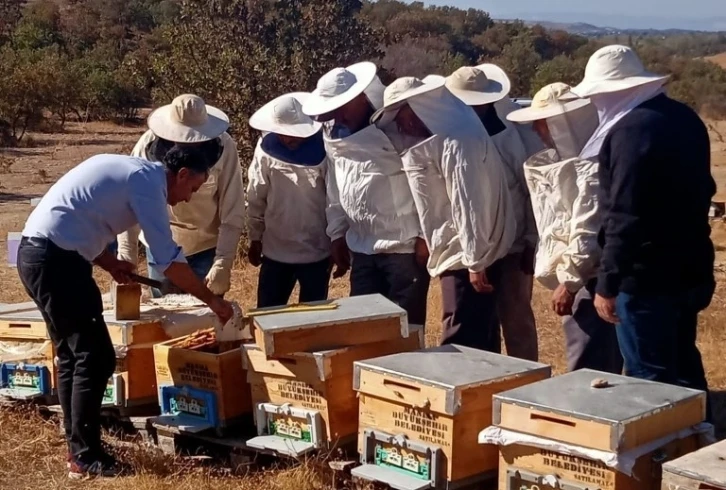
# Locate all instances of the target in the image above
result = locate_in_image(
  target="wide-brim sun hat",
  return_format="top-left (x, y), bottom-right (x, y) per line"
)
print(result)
top-left (249, 92), bottom-right (322, 138)
top-left (370, 76), bottom-right (447, 125)
top-left (572, 44), bottom-right (670, 98)
top-left (507, 82), bottom-right (592, 123)
top-left (147, 94), bottom-right (230, 143)
top-left (302, 62), bottom-right (378, 117)
top-left (445, 64), bottom-right (511, 106)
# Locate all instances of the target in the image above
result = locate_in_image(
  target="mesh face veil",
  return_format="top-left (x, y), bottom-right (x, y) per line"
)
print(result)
top-left (546, 103), bottom-right (599, 160)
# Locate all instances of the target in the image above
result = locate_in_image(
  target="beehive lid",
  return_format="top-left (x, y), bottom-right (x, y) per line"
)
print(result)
top-left (662, 439), bottom-right (726, 488)
top-left (354, 344), bottom-right (549, 391)
top-left (252, 295), bottom-right (409, 357)
top-left (493, 369), bottom-right (706, 452)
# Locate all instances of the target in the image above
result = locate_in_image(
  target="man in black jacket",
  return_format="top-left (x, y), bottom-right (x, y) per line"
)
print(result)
top-left (573, 45), bottom-right (716, 401)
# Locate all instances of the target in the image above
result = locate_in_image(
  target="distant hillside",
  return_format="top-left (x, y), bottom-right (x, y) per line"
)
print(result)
top-left (507, 19), bottom-right (723, 38)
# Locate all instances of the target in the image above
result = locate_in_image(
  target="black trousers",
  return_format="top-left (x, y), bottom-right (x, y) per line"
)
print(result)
top-left (350, 252), bottom-right (430, 327)
top-left (257, 257), bottom-right (332, 308)
top-left (440, 260), bottom-right (503, 353)
top-left (17, 237), bottom-right (116, 463)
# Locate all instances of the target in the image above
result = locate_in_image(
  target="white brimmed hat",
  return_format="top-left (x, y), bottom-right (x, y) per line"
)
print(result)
top-left (370, 76), bottom-right (447, 125)
top-left (249, 92), bottom-right (321, 138)
top-left (507, 83), bottom-right (592, 123)
top-left (445, 64), bottom-right (511, 106)
top-left (302, 62), bottom-right (378, 117)
top-left (147, 94), bottom-right (229, 143)
top-left (572, 45), bottom-right (669, 98)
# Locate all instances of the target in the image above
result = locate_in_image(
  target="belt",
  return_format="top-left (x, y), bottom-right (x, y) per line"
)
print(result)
top-left (20, 236), bottom-right (50, 248)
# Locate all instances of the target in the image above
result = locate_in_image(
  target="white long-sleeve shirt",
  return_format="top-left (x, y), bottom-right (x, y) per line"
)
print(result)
top-left (117, 130), bottom-right (245, 269)
top-left (246, 139), bottom-right (330, 264)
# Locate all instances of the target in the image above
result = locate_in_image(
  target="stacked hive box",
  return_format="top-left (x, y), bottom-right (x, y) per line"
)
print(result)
top-left (351, 345), bottom-right (551, 489)
top-left (486, 369), bottom-right (709, 490)
top-left (0, 302), bottom-right (55, 400)
top-left (0, 299), bottom-right (196, 408)
top-left (661, 439), bottom-right (726, 490)
top-left (153, 329), bottom-right (253, 434)
top-left (243, 294), bottom-right (423, 458)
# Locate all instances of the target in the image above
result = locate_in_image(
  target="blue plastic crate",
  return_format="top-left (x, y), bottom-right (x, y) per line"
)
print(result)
top-left (0, 362), bottom-right (51, 396)
top-left (160, 385), bottom-right (219, 428)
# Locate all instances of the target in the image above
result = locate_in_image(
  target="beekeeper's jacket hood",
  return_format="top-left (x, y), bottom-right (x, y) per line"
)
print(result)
top-left (524, 102), bottom-right (602, 292)
top-left (246, 136), bottom-right (330, 265)
top-left (324, 76), bottom-right (421, 254)
top-left (396, 86), bottom-right (516, 276)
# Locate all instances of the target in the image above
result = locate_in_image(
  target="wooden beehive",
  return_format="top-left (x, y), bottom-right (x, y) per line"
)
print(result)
top-left (493, 369), bottom-right (707, 452)
top-left (492, 369), bottom-right (708, 490)
top-left (0, 300), bottom-right (202, 407)
top-left (352, 345), bottom-right (551, 488)
top-left (0, 338), bottom-right (55, 399)
top-left (500, 435), bottom-right (702, 490)
top-left (661, 439), bottom-right (726, 490)
top-left (251, 295), bottom-right (409, 358)
top-left (242, 326), bottom-right (424, 456)
top-left (153, 332), bottom-right (252, 432)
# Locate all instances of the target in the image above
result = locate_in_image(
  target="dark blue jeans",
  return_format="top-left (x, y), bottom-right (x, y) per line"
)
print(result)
top-left (146, 247), bottom-right (216, 298)
top-left (615, 283), bottom-right (714, 417)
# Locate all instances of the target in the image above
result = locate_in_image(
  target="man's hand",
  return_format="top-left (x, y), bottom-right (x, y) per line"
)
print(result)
top-left (414, 237), bottom-right (429, 268)
top-left (331, 238), bottom-right (350, 278)
top-left (94, 250), bottom-right (135, 284)
top-left (469, 270), bottom-right (494, 294)
top-left (595, 294), bottom-right (619, 324)
top-left (208, 297), bottom-right (234, 324)
top-left (248, 241), bottom-right (263, 268)
top-left (521, 247), bottom-right (536, 276)
top-left (552, 284), bottom-right (576, 317)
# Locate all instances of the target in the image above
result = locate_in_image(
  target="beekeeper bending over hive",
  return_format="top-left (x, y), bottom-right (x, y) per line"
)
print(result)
top-left (506, 83), bottom-right (623, 374)
top-left (246, 92), bottom-right (331, 308)
top-left (371, 76), bottom-right (516, 352)
top-left (302, 62), bottom-right (430, 329)
top-left (442, 64), bottom-right (544, 362)
top-left (117, 94), bottom-right (245, 297)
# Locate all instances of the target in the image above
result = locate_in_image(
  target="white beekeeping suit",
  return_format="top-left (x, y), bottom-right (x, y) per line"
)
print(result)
top-left (324, 76), bottom-right (421, 254)
top-left (386, 85), bottom-right (516, 276)
top-left (246, 139), bottom-right (330, 265)
top-left (520, 101), bottom-right (601, 291)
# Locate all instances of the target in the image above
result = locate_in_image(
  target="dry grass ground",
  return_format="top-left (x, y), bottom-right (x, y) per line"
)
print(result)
top-left (0, 119), bottom-right (725, 488)
top-left (706, 52), bottom-right (726, 70)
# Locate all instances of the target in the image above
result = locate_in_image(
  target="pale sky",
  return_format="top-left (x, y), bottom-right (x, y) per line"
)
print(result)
top-left (418, 0), bottom-right (726, 31)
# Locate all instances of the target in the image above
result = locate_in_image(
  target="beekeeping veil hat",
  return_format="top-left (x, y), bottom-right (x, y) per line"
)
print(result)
top-left (445, 64), bottom-right (512, 106)
top-left (147, 94), bottom-right (230, 143)
top-left (302, 62), bottom-right (379, 117)
top-left (249, 92), bottom-right (322, 138)
top-left (508, 83), bottom-right (598, 160)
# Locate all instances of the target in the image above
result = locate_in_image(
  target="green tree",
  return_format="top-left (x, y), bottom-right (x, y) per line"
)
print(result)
top-left (150, 0), bottom-right (380, 161)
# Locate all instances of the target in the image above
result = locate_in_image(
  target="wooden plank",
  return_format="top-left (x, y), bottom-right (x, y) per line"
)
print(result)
top-left (356, 369), bottom-right (452, 415)
top-left (257, 317), bottom-right (404, 359)
top-left (0, 319), bottom-right (48, 340)
top-left (118, 347), bottom-right (158, 403)
top-left (113, 283), bottom-right (141, 321)
top-left (662, 440), bottom-right (726, 490)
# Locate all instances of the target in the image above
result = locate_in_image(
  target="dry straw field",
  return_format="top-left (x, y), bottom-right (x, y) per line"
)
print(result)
top-left (1, 117), bottom-right (726, 489)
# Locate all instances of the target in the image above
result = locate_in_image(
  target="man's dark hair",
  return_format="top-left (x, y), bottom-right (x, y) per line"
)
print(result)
top-left (162, 144), bottom-right (218, 175)
top-left (151, 137), bottom-right (223, 171)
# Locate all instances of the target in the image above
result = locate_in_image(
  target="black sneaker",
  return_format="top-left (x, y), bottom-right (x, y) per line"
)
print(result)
top-left (68, 459), bottom-right (122, 479)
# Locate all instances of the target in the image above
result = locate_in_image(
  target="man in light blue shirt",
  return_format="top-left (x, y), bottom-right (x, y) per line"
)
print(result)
top-left (18, 146), bottom-right (234, 478)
